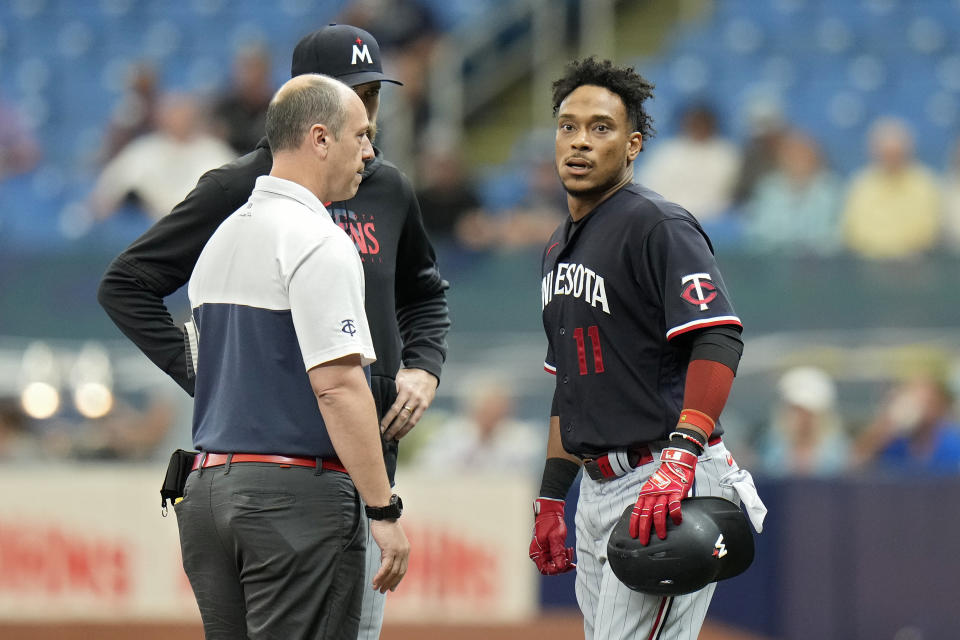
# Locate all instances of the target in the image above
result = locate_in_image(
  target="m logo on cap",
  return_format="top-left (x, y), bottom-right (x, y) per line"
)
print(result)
top-left (352, 37), bottom-right (372, 65)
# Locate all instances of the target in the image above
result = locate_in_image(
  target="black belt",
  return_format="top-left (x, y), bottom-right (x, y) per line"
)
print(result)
top-left (580, 436), bottom-right (722, 483)
top-left (581, 446), bottom-right (654, 483)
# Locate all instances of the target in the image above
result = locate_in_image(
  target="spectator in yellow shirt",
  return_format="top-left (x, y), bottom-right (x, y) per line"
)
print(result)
top-left (842, 117), bottom-right (941, 260)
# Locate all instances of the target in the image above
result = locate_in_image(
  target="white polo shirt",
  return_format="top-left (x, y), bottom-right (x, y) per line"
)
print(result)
top-left (187, 175), bottom-right (376, 457)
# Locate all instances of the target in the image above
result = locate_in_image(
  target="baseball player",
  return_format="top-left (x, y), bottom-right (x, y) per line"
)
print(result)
top-left (528, 57), bottom-right (754, 639)
top-left (97, 25), bottom-right (449, 639)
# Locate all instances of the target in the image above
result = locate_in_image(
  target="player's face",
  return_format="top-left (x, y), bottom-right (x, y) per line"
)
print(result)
top-left (555, 84), bottom-right (641, 200)
top-left (353, 81), bottom-right (381, 142)
top-left (327, 94), bottom-right (374, 201)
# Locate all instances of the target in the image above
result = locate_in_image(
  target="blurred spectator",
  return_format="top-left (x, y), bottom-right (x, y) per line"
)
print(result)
top-left (940, 135), bottom-right (960, 251)
top-left (841, 117), bottom-right (941, 260)
top-left (0, 396), bottom-right (33, 462)
top-left (415, 138), bottom-right (486, 242)
top-left (732, 97), bottom-right (786, 206)
top-left (0, 94), bottom-right (41, 180)
top-left (339, 0), bottom-right (437, 59)
top-left (89, 93), bottom-right (236, 222)
top-left (431, 153), bottom-right (567, 252)
top-left (413, 380), bottom-right (543, 474)
top-left (98, 63), bottom-right (159, 164)
top-left (497, 156), bottom-right (568, 249)
top-left (68, 394), bottom-right (176, 461)
top-left (758, 367), bottom-right (849, 477)
top-left (854, 375), bottom-right (960, 474)
top-left (211, 45), bottom-right (274, 155)
top-left (744, 130), bottom-right (843, 255)
top-left (636, 103), bottom-right (740, 222)
top-left (34, 392), bottom-right (177, 462)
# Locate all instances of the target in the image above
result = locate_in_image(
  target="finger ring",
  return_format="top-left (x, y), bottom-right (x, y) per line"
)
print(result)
top-left (401, 405), bottom-right (413, 413)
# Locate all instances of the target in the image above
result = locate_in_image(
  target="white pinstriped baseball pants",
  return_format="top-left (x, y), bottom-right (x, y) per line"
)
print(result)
top-left (575, 440), bottom-right (741, 640)
top-left (357, 500), bottom-right (388, 640)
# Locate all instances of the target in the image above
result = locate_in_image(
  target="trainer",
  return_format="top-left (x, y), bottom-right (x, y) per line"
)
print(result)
top-left (97, 25), bottom-right (449, 638)
top-left (177, 74), bottom-right (409, 640)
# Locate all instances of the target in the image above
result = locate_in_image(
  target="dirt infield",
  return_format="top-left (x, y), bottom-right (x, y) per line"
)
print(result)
top-left (0, 615), bottom-right (769, 639)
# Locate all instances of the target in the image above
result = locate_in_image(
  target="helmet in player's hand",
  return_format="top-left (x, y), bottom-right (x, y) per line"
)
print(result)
top-left (607, 496), bottom-right (755, 596)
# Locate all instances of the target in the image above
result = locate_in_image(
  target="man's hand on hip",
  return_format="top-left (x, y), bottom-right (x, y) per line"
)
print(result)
top-left (381, 368), bottom-right (438, 441)
top-left (630, 447), bottom-right (698, 545)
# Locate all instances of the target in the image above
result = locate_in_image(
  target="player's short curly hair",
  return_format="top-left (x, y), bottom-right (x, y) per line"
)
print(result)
top-left (552, 57), bottom-right (656, 139)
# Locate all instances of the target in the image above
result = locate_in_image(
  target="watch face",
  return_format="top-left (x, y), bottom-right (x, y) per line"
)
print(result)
top-left (388, 494), bottom-right (402, 517)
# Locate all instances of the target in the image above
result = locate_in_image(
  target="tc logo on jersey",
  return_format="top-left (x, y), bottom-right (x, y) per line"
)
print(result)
top-left (341, 319), bottom-right (357, 336)
top-left (681, 273), bottom-right (717, 311)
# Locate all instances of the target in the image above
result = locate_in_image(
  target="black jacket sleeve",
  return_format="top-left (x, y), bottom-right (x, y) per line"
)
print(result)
top-left (96, 145), bottom-right (270, 395)
top-left (393, 173), bottom-right (450, 382)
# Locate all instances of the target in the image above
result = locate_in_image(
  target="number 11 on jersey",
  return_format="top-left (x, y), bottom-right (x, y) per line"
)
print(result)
top-left (573, 325), bottom-right (604, 375)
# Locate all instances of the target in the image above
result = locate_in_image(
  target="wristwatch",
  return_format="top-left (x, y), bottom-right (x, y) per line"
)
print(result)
top-left (365, 494), bottom-right (403, 520)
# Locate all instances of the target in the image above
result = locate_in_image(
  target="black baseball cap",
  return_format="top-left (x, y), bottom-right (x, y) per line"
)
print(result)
top-left (291, 24), bottom-right (403, 87)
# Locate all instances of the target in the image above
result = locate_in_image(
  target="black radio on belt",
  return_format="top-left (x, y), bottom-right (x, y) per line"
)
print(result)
top-left (161, 448), bottom-right (198, 515)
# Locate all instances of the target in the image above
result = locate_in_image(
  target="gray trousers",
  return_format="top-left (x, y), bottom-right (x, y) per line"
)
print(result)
top-left (175, 461), bottom-right (366, 640)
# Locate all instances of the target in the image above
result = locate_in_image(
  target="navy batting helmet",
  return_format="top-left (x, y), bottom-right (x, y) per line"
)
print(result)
top-left (606, 497), bottom-right (755, 596)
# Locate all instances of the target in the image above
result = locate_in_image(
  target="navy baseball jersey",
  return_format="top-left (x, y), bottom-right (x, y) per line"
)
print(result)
top-left (541, 183), bottom-right (741, 456)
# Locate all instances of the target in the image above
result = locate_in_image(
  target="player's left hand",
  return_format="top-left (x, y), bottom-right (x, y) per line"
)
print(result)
top-left (630, 447), bottom-right (698, 545)
top-left (529, 498), bottom-right (576, 575)
top-left (381, 368), bottom-right (438, 441)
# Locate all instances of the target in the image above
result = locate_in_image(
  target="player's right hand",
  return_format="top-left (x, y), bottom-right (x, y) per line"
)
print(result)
top-left (529, 498), bottom-right (576, 575)
top-left (370, 520), bottom-right (410, 593)
top-left (630, 447), bottom-right (698, 545)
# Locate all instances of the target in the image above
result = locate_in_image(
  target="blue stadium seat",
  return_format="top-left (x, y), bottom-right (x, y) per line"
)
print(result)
top-left (935, 54), bottom-right (960, 92)
top-left (813, 16), bottom-right (857, 55)
top-left (475, 166), bottom-right (528, 213)
top-left (0, 171), bottom-right (71, 251)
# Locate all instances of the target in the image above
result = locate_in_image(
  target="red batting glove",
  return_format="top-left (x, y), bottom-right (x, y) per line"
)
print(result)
top-left (629, 447), bottom-right (698, 545)
top-left (529, 498), bottom-right (576, 575)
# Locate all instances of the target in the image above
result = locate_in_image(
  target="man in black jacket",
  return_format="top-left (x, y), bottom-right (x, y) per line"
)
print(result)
top-left (97, 24), bottom-right (449, 639)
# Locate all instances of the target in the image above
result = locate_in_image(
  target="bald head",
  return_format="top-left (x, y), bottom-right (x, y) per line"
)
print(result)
top-left (267, 73), bottom-right (373, 203)
top-left (265, 74), bottom-right (357, 152)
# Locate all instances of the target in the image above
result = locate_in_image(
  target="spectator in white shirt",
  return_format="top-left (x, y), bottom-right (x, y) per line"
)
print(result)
top-left (635, 103), bottom-right (740, 222)
top-left (414, 379), bottom-right (543, 475)
top-left (90, 93), bottom-right (236, 222)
